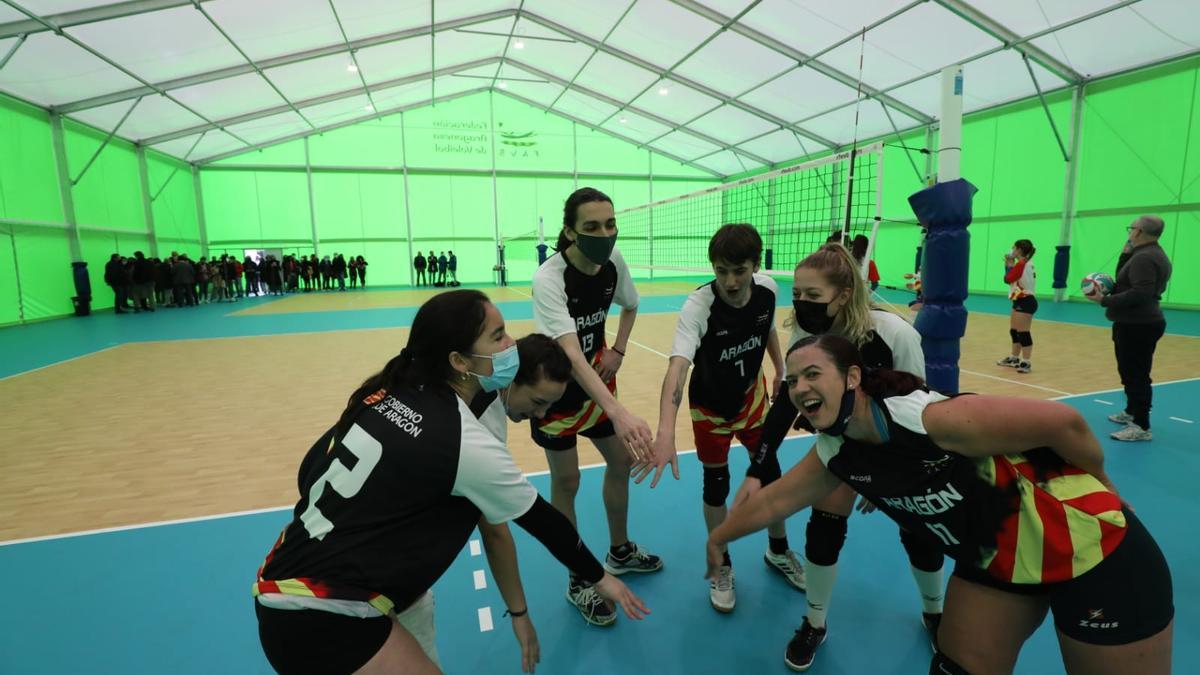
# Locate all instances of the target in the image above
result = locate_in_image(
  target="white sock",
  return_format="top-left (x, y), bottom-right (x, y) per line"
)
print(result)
top-left (910, 565), bottom-right (945, 614)
top-left (804, 560), bottom-right (838, 628)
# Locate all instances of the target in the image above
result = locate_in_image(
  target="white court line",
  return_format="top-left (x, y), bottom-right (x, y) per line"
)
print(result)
top-left (1093, 399), bottom-right (1114, 405)
top-left (5, 377), bottom-right (1194, 546)
top-left (958, 368), bottom-right (1073, 396)
top-left (0, 344), bottom-right (120, 383)
top-left (477, 607), bottom-right (494, 632)
top-left (469, 539), bottom-right (482, 556)
top-left (605, 329), bottom-right (670, 359)
top-left (473, 569), bottom-right (487, 590)
top-left (1170, 417), bottom-right (1194, 424)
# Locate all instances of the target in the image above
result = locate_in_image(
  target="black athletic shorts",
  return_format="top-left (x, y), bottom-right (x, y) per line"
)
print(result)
top-left (256, 601), bottom-right (392, 674)
top-left (952, 509), bottom-right (1173, 646)
top-left (1012, 295), bottom-right (1039, 314)
top-left (530, 416), bottom-right (615, 451)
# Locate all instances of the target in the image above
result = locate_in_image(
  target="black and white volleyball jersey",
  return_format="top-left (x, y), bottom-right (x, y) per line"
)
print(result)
top-left (532, 248), bottom-right (639, 412)
top-left (814, 389), bottom-right (1126, 584)
top-left (791, 309), bottom-right (925, 376)
top-left (255, 384), bottom-right (537, 616)
top-left (671, 274), bottom-right (778, 419)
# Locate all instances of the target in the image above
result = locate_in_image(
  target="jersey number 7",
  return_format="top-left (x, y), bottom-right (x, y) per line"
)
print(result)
top-left (301, 424), bottom-right (383, 540)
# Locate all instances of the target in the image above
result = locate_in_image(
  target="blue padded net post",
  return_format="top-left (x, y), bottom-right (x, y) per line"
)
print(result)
top-left (907, 178), bottom-right (977, 394)
top-left (1052, 245), bottom-right (1070, 290)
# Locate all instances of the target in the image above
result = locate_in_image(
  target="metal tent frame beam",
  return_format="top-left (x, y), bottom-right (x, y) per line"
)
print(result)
top-left (140, 57), bottom-right (501, 145)
top-left (520, 10), bottom-right (837, 150)
top-left (196, 86), bottom-right (490, 165)
top-left (668, 0), bottom-right (934, 125)
top-left (933, 0), bottom-right (1084, 83)
top-left (0, 0), bottom-right (212, 39)
top-left (690, 0), bottom-right (1137, 167)
top-left (493, 89), bottom-right (721, 178)
top-left (505, 58), bottom-right (773, 168)
top-left (54, 8), bottom-right (518, 113)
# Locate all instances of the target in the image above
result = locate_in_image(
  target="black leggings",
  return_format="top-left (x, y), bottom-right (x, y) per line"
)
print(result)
top-left (1112, 321), bottom-right (1166, 429)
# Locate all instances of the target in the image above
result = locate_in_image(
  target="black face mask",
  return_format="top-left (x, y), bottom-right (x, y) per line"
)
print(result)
top-left (793, 299), bottom-right (835, 335)
top-left (822, 380), bottom-right (857, 437)
top-left (574, 232), bottom-right (617, 266)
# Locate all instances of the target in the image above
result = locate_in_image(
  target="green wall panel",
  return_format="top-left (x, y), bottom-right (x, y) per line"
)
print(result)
top-left (201, 171), bottom-right (261, 242)
top-left (64, 121), bottom-right (144, 232)
top-left (147, 152), bottom-right (200, 252)
top-left (492, 94), bottom-right (575, 173)
top-left (0, 231), bottom-right (20, 325)
top-left (309, 119), bottom-right (406, 167)
top-left (214, 141), bottom-right (307, 167)
top-left (12, 225), bottom-right (74, 320)
top-left (0, 98), bottom-right (62, 224)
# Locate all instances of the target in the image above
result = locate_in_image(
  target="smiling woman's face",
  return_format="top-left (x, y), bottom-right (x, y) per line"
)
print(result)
top-left (785, 344), bottom-right (859, 430)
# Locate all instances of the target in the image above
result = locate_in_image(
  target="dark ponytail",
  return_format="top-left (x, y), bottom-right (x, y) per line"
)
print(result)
top-left (788, 334), bottom-right (926, 399)
top-left (557, 187), bottom-right (613, 252)
top-left (335, 290), bottom-right (491, 434)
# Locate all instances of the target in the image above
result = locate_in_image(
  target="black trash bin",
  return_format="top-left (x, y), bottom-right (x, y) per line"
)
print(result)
top-left (72, 296), bottom-right (91, 317)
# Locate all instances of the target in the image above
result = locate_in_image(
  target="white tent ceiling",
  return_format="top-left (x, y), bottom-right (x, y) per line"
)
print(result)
top-left (0, 0), bottom-right (1196, 177)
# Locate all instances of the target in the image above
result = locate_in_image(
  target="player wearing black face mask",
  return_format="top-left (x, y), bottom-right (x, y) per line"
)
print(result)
top-left (734, 244), bottom-right (943, 672)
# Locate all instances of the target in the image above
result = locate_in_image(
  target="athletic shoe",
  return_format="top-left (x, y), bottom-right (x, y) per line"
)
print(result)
top-left (764, 549), bottom-right (807, 591)
top-left (1107, 411), bottom-right (1134, 425)
top-left (604, 541), bottom-right (663, 575)
top-left (922, 612), bottom-right (942, 653)
top-left (709, 565), bottom-right (736, 613)
top-left (566, 580), bottom-right (616, 627)
top-left (996, 355), bottom-right (1020, 367)
top-left (784, 618), bottom-right (827, 672)
top-left (1015, 360), bottom-right (1032, 374)
top-left (1111, 424), bottom-right (1152, 442)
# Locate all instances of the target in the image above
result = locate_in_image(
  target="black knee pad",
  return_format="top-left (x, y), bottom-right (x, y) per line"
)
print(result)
top-left (1016, 331), bottom-right (1032, 347)
top-left (757, 452), bottom-right (782, 487)
top-left (804, 509), bottom-right (848, 566)
top-left (702, 464), bottom-right (730, 507)
top-left (1009, 328), bottom-right (1020, 344)
top-left (900, 527), bottom-right (946, 572)
top-left (929, 652), bottom-right (973, 675)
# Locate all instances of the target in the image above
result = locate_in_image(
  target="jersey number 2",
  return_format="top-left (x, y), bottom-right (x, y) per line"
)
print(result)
top-left (300, 424), bottom-right (383, 540)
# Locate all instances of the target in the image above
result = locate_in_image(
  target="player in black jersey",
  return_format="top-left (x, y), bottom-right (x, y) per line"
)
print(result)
top-left (531, 188), bottom-right (662, 626)
top-left (734, 244), bottom-right (945, 671)
top-left (643, 224), bottom-right (803, 613)
top-left (254, 291), bottom-right (647, 675)
top-left (711, 334), bottom-right (1173, 675)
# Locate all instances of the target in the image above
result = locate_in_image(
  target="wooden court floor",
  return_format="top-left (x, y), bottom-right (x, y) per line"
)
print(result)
top-left (1, 287), bottom-right (1197, 541)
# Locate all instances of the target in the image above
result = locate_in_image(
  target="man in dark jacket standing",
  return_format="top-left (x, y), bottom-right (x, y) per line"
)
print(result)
top-left (104, 254), bottom-right (131, 313)
top-left (414, 252), bottom-right (426, 286)
top-left (1088, 215), bottom-right (1173, 441)
top-left (131, 251), bottom-right (156, 312)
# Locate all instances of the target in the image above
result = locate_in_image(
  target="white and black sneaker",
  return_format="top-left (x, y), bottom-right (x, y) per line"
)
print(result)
top-left (996, 355), bottom-right (1020, 367)
top-left (784, 618), bottom-right (827, 672)
top-left (709, 565), bottom-right (736, 613)
top-left (764, 549), bottom-right (807, 591)
top-left (566, 579), bottom-right (616, 627)
top-left (1107, 411), bottom-right (1134, 425)
top-left (604, 541), bottom-right (663, 575)
top-left (1015, 360), bottom-right (1032, 374)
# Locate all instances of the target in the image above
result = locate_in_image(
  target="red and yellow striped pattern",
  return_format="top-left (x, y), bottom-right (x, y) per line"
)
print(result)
top-left (536, 348), bottom-right (618, 438)
top-left (976, 453), bottom-right (1126, 584)
top-left (253, 527), bottom-right (396, 614)
top-left (690, 374), bottom-right (769, 434)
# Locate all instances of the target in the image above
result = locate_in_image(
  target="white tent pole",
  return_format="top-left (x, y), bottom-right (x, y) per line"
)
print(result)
top-left (304, 137), bottom-right (319, 257)
top-left (400, 112), bottom-right (415, 286)
top-left (1056, 84), bottom-right (1086, 302)
top-left (938, 65), bottom-right (963, 182)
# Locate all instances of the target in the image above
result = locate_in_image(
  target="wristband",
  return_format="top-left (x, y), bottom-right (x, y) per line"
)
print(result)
top-left (611, 347), bottom-right (626, 356)
top-left (503, 607), bottom-right (528, 618)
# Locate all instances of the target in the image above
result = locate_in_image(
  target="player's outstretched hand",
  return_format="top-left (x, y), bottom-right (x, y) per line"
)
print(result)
top-left (510, 614), bottom-right (540, 673)
top-left (613, 410), bottom-right (654, 463)
top-left (594, 573), bottom-right (650, 620)
top-left (704, 537), bottom-right (724, 581)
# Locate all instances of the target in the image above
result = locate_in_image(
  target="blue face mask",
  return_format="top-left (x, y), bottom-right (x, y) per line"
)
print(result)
top-left (470, 344), bottom-right (520, 392)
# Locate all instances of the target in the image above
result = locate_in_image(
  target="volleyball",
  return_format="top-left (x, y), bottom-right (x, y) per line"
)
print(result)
top-left (1081, 272), bottom-right (1115, 297)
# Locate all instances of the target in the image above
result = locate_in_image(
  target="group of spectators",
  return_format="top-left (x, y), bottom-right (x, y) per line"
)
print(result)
top-left (412, 250), bottom-right (458, 286)
top-left (102, 251), bottom-right (369, 313)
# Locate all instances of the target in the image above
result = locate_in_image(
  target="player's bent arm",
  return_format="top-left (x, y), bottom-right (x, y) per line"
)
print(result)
top-left (745, 392), bottom-right (800, 479)
top-left (712, 450), bottom-right (840, 548)
top-left (922, 395), bottom-right (1110, 483)
top-left (478, 519), bottom-right (528, 614)
top-left (555, 333), bottom-right (626, 415)
top-left (513, 495), bottom-right (605, 584)
top-left (611, 305), bottom-right (638, 355)
top-left (766, 329), bottom-right (784, 392)
top-left (656, 356), bottom-right (691, 439)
